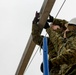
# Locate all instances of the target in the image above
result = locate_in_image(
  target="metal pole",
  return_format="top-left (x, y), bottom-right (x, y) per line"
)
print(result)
top-left (43, 37), bottom-right (49, 75)
top-left (15, 0), bottom-right (55, 74)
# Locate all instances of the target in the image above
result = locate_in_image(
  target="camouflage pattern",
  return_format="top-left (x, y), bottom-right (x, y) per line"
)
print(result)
top-left (32, 23), bottom-right (43, 46)
top-left (46, 28), bottom-right (76, 75)
top-left (32, 23), bottom-right (60, 74)
top-left (53, 18), bottom-right (68, 32)
top-left (32, 18), bottom-right (68, 58)
top-left (53, 18), bottom-right (68, 26)
top-left (32, 23), bottom-right (57, 58)
top-left (32, 19), bottom-right (76, 75)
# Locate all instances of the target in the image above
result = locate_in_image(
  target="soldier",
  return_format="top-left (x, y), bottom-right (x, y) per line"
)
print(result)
top-left (40, 18), bottom-right (76, 75)
top-left (46, 18), bottom-right (76, 75)
top-left (31, 12), bottom-right (68, 75)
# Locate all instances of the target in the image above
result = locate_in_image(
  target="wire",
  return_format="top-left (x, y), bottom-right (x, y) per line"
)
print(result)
top-left (55, 0), bottom-right (67, 18)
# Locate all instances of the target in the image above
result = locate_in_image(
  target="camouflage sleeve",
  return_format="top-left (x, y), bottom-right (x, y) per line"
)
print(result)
top-left (53, 18), bottom-right (68, 26)
top-left (51, 37), bottom-right (76, 66)
top-left (51, 49), bottom-right (76, 66)
top-left (46, 28), bottom-right (63, 45)
top-left (31, 23), bottom-right (43, 47)
top-left (31, 23), bottom-right (55, 51)
top-left (53, 18), bottom-right (68, 31)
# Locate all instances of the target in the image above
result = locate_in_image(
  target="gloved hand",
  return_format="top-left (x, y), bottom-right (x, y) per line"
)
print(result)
top-left (40, 60), bottom-right (53, 73)
top-left (32, 11), bottom-right (40, 24)
top-left (43, 15), bottom-right (54, 29)
top-left (47, 15), bottom-right (54, 22)
top-left (35, 11), bottom-right (40, 18)
top-left (43, 22), bottom-right (50, 29)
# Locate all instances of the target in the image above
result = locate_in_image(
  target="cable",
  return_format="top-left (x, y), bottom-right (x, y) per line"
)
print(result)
top-left (55, 0), bottom-right (67, 18)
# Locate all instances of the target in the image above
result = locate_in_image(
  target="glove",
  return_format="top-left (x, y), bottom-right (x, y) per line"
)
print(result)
top-left (43, 15), bottom-right (54, 29)
top-left (32, 11), bottom-right (40, 24)
top-left (40, 60), bottom-right (53, 73)
top-left (35, 11), bottom-right (40, 18)
top-left (47, 15), bottom-right (54, 22)
top-left (43, 22), bottom-right (50, 29)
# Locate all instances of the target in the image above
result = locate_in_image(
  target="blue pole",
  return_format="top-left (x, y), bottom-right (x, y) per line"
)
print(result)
top-left (43, 37), bottom-right (49, 75)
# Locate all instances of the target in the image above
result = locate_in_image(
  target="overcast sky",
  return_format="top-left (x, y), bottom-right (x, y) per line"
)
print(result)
top-left (0, 0), bottom-right (76, 75)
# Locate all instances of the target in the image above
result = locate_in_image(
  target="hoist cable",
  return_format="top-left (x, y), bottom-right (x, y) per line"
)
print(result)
top-left (25, 0), bottom-right (67, 73)
top-left (54, 0), bottom-right (67, 18)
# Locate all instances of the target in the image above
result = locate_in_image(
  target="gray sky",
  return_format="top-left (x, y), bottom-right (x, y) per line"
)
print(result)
top-left (0, 0), bottom-right (76, 75)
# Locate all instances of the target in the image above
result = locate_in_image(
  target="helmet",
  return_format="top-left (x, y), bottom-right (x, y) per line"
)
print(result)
top-left (68, 18), bottom-right (76, 25)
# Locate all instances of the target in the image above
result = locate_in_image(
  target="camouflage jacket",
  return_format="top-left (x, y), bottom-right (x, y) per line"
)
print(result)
top-left (32, 23), bottom-right (56, 59)
top-left (31, 18), bottom-right (69, 75)
top-left (46, 28), bottom-right (76, 75)
top-left (32, 18), bottom-right (68, 59)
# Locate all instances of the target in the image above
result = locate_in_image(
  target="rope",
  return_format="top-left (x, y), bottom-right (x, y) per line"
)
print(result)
top-left (25, 0), bottom-right (67, 74)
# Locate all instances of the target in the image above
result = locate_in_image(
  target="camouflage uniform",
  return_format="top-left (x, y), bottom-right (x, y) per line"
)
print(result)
top-left (32, 18), bottom-right (68, 75)
top-left (32, 23), bottom-right (57, 59)
top-left (46, 25), bottom-right (76, 75)
top-left (32, 25), bottom-right (58, 75)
